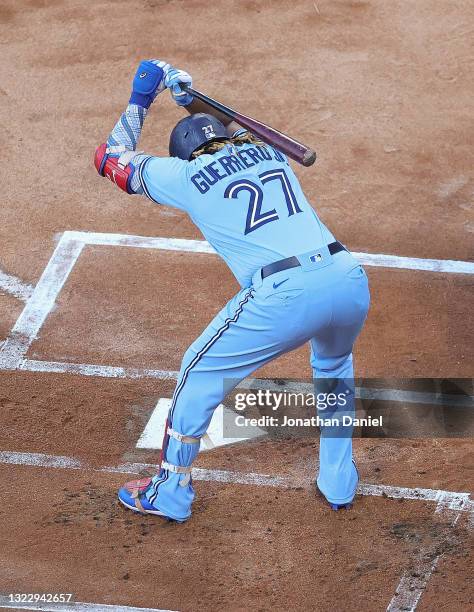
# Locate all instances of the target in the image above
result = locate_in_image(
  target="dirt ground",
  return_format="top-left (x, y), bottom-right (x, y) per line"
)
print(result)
top-left (0, 0), bottom-right (473, 611)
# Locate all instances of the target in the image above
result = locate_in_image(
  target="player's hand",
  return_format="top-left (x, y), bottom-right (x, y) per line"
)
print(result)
top-left (164, 67), bottom-right (193, 106)
top-left (129, 59), bottom-right (171, 109)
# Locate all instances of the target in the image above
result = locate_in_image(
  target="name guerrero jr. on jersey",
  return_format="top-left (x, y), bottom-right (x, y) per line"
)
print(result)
top-left (190, 144), bottom-right (287, 194)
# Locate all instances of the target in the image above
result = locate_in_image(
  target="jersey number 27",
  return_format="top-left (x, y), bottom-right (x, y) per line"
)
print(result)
top-left (224, 169), bottom-right (302, 235)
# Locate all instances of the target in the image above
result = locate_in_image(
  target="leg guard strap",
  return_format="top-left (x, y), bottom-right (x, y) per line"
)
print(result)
top-left (167, 427), bottom-right (201, 445)
top-left (161, 461), bottom-right (192, 475)
top-left (161, 461), bottom-right (192, 487)
top-left (132, 488), bottom-right (146, 513)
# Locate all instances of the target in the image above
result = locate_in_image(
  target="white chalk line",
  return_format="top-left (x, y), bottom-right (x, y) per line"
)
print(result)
top-left (15, 359), bottom-right (179, 381)
top-left (0, 235), bottom-right (84, 369)
top-left (109, 462), bottom-right (290, 488)
top-left (65, 231), bottom-right (474, 275)
top-left (386, 501), bottom-right (462, 612)
top-left (1, 450), bottom-right (471, 612)
top-left (1, 358), bottom-right (472, 411)
top-left (386, 554), bottom-right (442, 612)
top-left (0, 451), bottom-right (83, 470)
top-left (112, 461), bottom-right (470, 612)
top-left (0, 450), bottom-right (471, 513)
top-left (0, 232), bottom-right (474, 605)
top-left (0, 268), bottom-right (34, 303)
top-left (0, 230), bottom-right (472, 379)
top-left (0, 597), bottom-right (176, 612)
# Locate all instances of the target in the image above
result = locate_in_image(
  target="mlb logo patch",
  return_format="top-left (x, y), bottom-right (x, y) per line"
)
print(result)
top-left (310, 253), bottom-right (323, 263)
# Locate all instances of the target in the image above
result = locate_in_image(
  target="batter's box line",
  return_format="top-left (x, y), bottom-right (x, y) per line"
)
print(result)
top-left (0, 450), bottom-right (471, 512)
top-left (0, 597), bottom-right (176, 612)
top-left (0, 449), bottom-right (471, 612)
top-left (0, 231), bottom-right (470, 612)
top-left (0, 266), bottom-right (34, 302)
top-left (0, 230), bottom-right (473, 377)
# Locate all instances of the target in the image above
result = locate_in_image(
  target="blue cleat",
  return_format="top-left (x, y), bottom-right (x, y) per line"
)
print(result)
top-left (118, 477), bottom-right (186, 522)
top-left (330, 501), bottom-right (352, 511)
top-left (316, 484), bottom-right (353, 511)
top-left (316, 460), bottom-right (359, 511)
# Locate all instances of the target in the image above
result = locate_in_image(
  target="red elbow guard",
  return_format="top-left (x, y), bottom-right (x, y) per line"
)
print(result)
top-left (94, 143), bottom-right (134, 194)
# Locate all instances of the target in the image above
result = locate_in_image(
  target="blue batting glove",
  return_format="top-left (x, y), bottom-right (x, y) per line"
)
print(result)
top-left (129, 59), bottom-right (171, 109)
top-left (164, 67), bottom-right (193, 106)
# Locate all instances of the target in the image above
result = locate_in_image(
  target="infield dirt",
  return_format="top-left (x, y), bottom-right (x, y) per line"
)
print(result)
top-left (0, 0), bottom-right (472, 610)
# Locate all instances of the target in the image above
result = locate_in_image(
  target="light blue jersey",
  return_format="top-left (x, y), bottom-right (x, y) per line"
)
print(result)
top-left (106, 112), bottom-right (370, 522)
top-left (139, 141), bottom-right (336, 287)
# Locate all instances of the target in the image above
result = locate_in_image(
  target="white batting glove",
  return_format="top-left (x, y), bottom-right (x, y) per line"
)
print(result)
top-left (164, 67), bottom-right (193, 106)
top-left (148, 59), bottom-right (172, 95)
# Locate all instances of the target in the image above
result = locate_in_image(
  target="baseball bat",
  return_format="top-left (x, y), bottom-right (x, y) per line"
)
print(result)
top-left (181, 85), bottom-right (316, 167)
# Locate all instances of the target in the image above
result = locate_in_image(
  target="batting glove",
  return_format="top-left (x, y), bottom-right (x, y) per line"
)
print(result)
top-left (164, 67), bottom-right (193, 106)
top-left (129, 59), bottom-right (171, 109)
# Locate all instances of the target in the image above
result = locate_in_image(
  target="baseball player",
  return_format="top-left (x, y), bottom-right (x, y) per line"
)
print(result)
top-left (95, 60), bottom-right (370, 522)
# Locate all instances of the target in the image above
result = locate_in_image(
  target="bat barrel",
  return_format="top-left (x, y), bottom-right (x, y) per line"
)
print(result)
top-left (181, 85), bottom-right (316, 167)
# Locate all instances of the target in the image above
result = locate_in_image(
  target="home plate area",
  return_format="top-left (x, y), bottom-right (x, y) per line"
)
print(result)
top-left (136, 398), bottom-right (266, 450)
top-left (0, 231), bottom-right (472, 612)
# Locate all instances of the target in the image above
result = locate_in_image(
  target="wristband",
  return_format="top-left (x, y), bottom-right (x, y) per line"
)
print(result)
top-left (129, 61), bottom-right (165, 109)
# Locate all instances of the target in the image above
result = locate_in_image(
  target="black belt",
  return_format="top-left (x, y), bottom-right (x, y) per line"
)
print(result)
top-left (261, 241), bottom-right (346, 280)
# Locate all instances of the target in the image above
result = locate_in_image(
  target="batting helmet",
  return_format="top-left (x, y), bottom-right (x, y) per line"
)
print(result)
top-left (169, 113), bottom-right (228, 160)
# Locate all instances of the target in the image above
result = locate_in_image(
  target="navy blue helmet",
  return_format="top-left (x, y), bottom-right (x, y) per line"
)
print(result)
top-left (169, 113), bottom-right (228, 160)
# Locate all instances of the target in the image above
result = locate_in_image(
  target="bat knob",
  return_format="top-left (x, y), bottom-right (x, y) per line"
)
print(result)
top-left (302, 149), bottom-right (317, 167)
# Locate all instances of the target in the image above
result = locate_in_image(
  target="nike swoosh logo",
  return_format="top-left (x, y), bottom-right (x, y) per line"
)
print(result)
top-left (273, 278), bottom-right (289, 289)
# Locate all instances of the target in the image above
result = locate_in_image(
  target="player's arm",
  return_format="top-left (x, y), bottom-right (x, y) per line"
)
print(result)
top-left (94, 59), bottom-right (171, 195)
top-left (164, 68), bottom-right (242, 136)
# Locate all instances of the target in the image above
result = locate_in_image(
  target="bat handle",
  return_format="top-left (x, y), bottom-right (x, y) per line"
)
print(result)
top-left (180, 85), bottom-right (236, 118)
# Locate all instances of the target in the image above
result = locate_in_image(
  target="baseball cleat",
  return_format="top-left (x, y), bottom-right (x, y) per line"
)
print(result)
top-left (330, 501), bottom-right (352, 511)
top-left (316, 460), bottom-right (359, 511)
top-left (315, 484), bottom-right (353, 511)
top-left (117, 477), bottom-right (186, 522)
